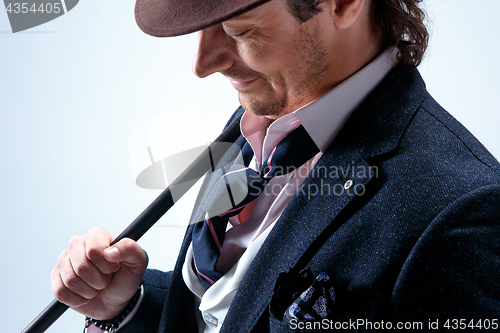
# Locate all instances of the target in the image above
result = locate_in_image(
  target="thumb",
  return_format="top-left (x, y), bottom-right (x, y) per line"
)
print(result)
top-left (99, 238), bottom-right (147, 312)
top-left (103, 238), bottom-right (148, 271)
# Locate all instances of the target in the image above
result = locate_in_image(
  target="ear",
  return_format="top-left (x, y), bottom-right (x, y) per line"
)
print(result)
top-left (324, 0), bottom-right (366, 29)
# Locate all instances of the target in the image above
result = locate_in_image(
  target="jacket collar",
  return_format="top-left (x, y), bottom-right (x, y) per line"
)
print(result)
top-left (221, 64), bottom-right (427, 332)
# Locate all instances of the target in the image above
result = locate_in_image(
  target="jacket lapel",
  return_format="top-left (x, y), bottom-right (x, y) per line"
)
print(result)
top-left (221, 64), bottom-right (427, 332)
top-left (162, 110), bottom-right (248, 333)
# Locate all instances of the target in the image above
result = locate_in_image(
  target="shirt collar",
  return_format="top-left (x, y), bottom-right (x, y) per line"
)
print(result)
top-left (240, 47), bottom-right (399, 163)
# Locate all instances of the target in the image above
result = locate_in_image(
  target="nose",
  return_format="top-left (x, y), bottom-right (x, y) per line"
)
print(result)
top-left (192, 25), bottom-right (235, 78)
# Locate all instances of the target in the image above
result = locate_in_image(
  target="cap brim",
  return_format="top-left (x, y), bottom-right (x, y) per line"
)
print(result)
top-left (135, 0), bottom-right (272, 37)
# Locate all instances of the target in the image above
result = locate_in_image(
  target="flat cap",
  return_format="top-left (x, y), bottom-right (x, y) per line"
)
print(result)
top-left (135, 0), bottom-right (272, 37)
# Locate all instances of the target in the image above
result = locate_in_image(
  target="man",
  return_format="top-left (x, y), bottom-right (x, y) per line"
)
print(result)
top-left (51, 0), bottom-right (500, 332)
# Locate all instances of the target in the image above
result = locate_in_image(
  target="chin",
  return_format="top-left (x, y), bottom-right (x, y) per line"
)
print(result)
top-left (239, 91), bottom-right (288, 119)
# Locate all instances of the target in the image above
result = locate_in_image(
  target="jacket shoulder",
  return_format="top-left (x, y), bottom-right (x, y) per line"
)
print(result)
top-left (419, 92), bottom-right (500, 174)
top-left (394, 91), bottom-right (500, 191)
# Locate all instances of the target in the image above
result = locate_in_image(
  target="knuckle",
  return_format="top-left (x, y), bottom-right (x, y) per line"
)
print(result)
top-left (115, 239), bottom-right (133, 256)
top-left (68, 235), bottom-right (81, 248)
top-left (57, 250), bottom-right (67, 265)
top-left (88, 226), bottom-right (102, 234)
top-left (63, 274), bottom-right (80, 290)
top-left (86, 247), bottom-right (102, 262)
top-left (74, 263), bottom-right (91, 279)
top-left (118, 239), bottom-right (148, 266)
top-left (120, 238), bottom-right (135, 249)
top-left (52, 284), bottom-right (69, 302)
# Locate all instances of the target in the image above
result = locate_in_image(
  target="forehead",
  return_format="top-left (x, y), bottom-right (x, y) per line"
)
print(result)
top-left (230, 12), bottom-right (255, 21)
top-left (223, 0), bottom-right (287, 24)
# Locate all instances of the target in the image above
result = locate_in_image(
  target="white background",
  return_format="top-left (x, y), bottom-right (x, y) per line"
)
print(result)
top-left (1, 1), bottom-right (499, 332)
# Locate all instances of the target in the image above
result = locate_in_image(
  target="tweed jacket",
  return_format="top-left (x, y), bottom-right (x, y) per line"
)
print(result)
top-left (121, 64), bottom-right (500, 332)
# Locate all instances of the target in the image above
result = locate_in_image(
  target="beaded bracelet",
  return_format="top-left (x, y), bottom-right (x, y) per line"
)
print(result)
top-left (84, 285), bottom-right (142, 333)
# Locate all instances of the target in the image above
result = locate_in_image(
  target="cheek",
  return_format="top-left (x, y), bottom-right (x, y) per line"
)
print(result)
top-left (236, 37), bottom-right (296, 75)
top-left (238, 43), bottom-right (294, 76)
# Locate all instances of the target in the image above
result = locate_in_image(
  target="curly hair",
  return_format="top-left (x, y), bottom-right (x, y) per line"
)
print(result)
top-left (286, 0), bottom-right (429, 68)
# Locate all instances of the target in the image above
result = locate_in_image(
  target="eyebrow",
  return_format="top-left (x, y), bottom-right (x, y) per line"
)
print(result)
top-left (227, 12), bottom-right (254, 22)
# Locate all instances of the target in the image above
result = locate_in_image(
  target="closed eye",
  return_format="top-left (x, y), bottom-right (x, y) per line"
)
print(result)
top-left (225, 30), bottom-right (249, 38)
top-left (222, 25), bottom-right (252, 39)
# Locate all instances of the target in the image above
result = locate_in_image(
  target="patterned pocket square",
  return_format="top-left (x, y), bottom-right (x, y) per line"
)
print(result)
top-left (285, 272), bottom-right (335, 321)
top-left (270, 269), bottom-right (335, 322)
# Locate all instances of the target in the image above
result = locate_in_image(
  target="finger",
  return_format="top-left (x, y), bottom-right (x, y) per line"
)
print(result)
top-left (83, 227), bottom-right (120, 275)
top-left (58, 250), bottom-right (100, 300)
top-left (103, 238), bottom-right (148, 274)
top-left (99, 238), bottom-right (148, 305)
top-left (51, 263), bottom-right (92, 307)
top-left (69, 240), bottom-right (113, 291)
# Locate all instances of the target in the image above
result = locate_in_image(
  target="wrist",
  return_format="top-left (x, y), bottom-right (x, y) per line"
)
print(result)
top-left (85, 285), bottom-right (143, 333)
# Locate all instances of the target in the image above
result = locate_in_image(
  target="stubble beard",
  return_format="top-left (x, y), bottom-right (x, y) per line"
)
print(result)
top-left (239, 22), bottom-right (328, 118)
top-left (238, 74), bottom-right (288, 118)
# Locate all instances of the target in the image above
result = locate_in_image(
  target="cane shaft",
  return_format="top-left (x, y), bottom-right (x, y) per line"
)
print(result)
top-left (22, 114), bottom-right (242, 333)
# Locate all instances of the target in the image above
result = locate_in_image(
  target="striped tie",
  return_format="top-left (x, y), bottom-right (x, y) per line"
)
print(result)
top-left (192, 125), bottom-right (319, 290)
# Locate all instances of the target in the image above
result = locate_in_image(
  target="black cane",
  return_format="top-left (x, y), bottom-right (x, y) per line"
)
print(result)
top-left (21, 114), bottom-right (243, 333)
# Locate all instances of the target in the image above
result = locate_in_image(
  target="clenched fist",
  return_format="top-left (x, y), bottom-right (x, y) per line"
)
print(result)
top-left (51, 226), bottom-right (148, 320)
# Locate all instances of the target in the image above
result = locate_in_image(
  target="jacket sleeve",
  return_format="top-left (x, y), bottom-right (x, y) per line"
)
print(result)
top-left (389, 184), bottom-right (500, 323)
top-left (119, 268), bottom-right (173, 333)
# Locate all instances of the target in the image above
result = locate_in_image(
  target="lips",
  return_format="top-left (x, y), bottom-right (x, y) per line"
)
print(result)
top-left (229, 78), bottom-right (258, 89)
